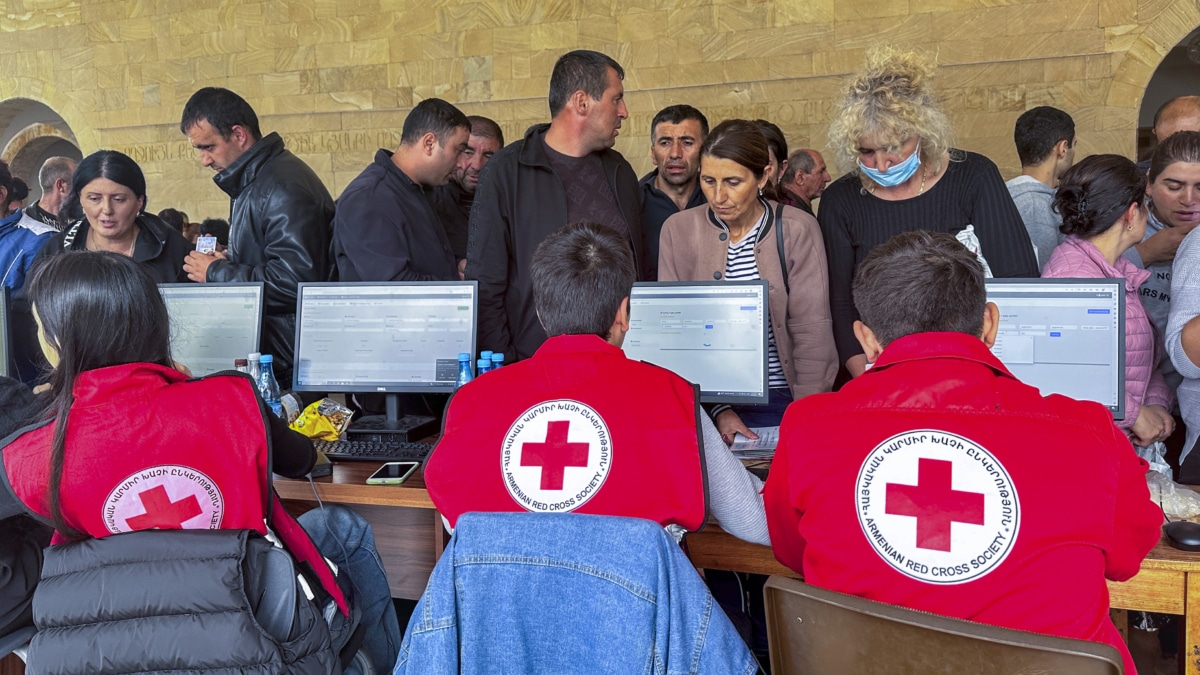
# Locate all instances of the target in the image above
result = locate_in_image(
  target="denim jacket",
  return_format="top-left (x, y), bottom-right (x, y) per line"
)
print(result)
top-left (394, 512), bottom-right (756, 675)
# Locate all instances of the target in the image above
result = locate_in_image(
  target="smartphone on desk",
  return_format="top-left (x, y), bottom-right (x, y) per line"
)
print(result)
top-left (366, 461), bottom-right (419, 486)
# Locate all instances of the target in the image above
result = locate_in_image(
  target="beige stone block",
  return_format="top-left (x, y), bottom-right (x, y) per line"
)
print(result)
top-left (276, 46), bottom-right (317, 72)
top-left (415, 32), bottom-right (461, 61)
top-left (246, 24), bottom-right (302, 50)
top-left (84, 21), bottom-right (121, 44)
top-left (94, 65), bottom-right (129, 89)
top-left (1085, 54), bottom-right (1116, 79)
top-left (625, 65), bottom-right (672, 91)
top-left (459, 80), bottom-right (493, 102)
top-left (438, 4), bottom-right (493, 32)
top-left (141, 58), bottom-right (196, 85)
top-left (717, 3), bottom-right (773, 32)
top-left (315, 38), bottom-right (389, 67)
top-left (832, 13), bottom-right (929, 50)
top-left (492, 77), bottom-right (547, 101)
top-left (939, 61), bottom-right (1044, 90)
top-left (1043, 56), bottom-right (1087, 82)
top-left (295, 20), bottom-right (355, 47)
top-left (812, 48), bottom-right (867, 76)
top-left (666, 6), bottom-right (716, 38)
top-left (350, 12), bottom-right (397, 40)
top-left (493, 25), bottom-right (532, 53)
top-left (335, 0), bottom-right (381, 17)
top-left (617, 11), bottom-right (665, 42)
top-left (180, 30), bottom-right (248, 59)
top-left (117, 16), bottom-right (157, 41)
top-left (462, 29), bottom-right (494, 57)
top-left (81, 2), bottom-right (129, 23)
top-left (168, 9), bottom-right (221, 35)
top-left (668, 62), bottom-right (716, 88)
top-left (1099, 0), bottom-right (1136, 26)
top-left (93, 43), bottom-right (128, 68)
top-left (326, 90), bottom-right (375, 111)
top-left (124, 39), bottom-right (160, 64)
top-left (463, 55), bottom-right (493, 83)
top-left (533, 21), bottom-right (579, 50)
top-left (318, 64), bottom-right (389, 93)
top-left (225, 75), bottom-right (266, 100)
top-left (96, 87), bottom-right (128, 112)
top-left (263, 71), bottom-right (309, 97)
top-left (193, 54), bottom-right (230, 81)
top-left (229, 50), bottom-right (277, 77)
top-left (775, 0), bottom-right (834, 25)
top-left (834, 0), bottom-right (910, 21)
top-left (931, 2), bottom-right (1097, 39)
top-left (57, 46), bottom-right (95, 72)
top-left (273, 114), bottom-right (343, 134)
top-left (767, 54), bottom-right (815, 80)
top-left (271, 93), bottom-right (318, 115)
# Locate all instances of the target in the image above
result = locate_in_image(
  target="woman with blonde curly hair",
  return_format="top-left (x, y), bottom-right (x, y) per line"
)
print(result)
top-left (819, 48), bottom-right (1038, 378)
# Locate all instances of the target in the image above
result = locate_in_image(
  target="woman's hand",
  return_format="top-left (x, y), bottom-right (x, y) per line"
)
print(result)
top-left (1131, 404), bottom-right (1174, 447)
top-left (715, 409), bottom-right (756, 446)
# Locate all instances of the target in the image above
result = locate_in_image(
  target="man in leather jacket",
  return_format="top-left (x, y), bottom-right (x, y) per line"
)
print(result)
top-left (180, 87), bottom-right (334, 387)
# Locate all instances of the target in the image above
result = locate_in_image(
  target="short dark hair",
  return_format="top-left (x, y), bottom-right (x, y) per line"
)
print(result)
top-left (61, 150), bottom-right (147, 226)
top-left (0, 159), bottom-right (13, 205)
top-left (753, 119), bottom-right (788, 163)
top-left (1149, 130), bottom-right (1200, 182)
top-left (781, 149), bottom-right (816, 184)
top-left (467, 115), bottom-right (505, 147)
top-left (853, 231), bottom-right (986, 346)
top-left (400, 98), bottom-right (471, 146)
top-left (531, 222), bottom-right (635, 340)
top-left (651, 105), bottom-right (710, 140)
top-left (1054, 154), bottom-right (1145, 238)
top-left (1013, 106), bottom-right (1075, 166)
top-left (157, 208), bottom-right (188, 235)
top-left (548, 50), bottom-right (624, 118)
top-left (8, 178), bottom-right (28, 204)
top-left (179, 87), bottom-right (262, 140)
top-left (200, 217), bottom-right (230, 246)
top-left (701, 119), bottom-right (770, 180)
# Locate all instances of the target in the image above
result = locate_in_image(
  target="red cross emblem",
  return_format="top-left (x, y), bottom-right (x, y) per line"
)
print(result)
top-left (521, 421), bottom-right (590, 490)
top-left (885, 458), bottom-right (985, 552)
top-left (125, 485), bottom-right (203, 530)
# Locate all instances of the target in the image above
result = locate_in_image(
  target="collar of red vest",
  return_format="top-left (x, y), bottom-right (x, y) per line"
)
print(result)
top-left (534, 334), bottom-right (624, 359)
top-left (868, 332), bottom-right (1016, 380)
top-left (71, 363), bottom-right (189, 406)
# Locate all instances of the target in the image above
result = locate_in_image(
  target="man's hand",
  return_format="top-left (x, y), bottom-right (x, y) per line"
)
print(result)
top-left (1130, 404), bottom-right (1174, 447)
top-left (183, 250), bottom-right (227, 283)
top-left (1135, 224), bottom-right (1198, 266)
top-left (457, 258), bottom-right (467, 281)
top-left (715, 409), bottom-right (756, 446)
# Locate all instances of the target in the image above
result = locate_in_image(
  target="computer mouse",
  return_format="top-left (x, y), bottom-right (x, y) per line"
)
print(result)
top-left (1165, 521), bottom-right (1200, 551)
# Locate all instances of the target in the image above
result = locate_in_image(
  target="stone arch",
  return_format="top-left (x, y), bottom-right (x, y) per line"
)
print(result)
top-left (0, 99), bottom-right (82, 203)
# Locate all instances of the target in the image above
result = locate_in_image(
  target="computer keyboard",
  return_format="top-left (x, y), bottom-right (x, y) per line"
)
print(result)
top-left (313, 439), bottom-right (434, 463)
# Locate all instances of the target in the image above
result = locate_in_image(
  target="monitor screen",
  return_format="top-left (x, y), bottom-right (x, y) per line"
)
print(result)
top-left (986, 278), bottom-right (1125, 419)
top-left (624, 281), bottom-right (769, 404)
top-left (292, 282), bottom-right (478, 393)
top-left (160, 283), bottom-right (264, 377)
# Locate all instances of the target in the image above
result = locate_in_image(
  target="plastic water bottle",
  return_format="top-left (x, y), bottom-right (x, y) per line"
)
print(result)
top-left (257, 354), bottom-right (283, 417)
top-left (247, 351), bottom-right (262, 382)
top-left (456, 353), bottom-right (474, 388)
top-left (477, 358), bottom-right (492, 375)
top-left (491, 353), bottom-right (504, 369)
top-left (480, 350), bottom-right (493, 365)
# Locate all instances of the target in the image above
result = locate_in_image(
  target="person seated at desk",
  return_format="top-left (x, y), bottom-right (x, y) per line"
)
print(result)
top-left (764, 230), bottom-right (1162, 675)
top-left (0, 251), bottom-right (400, 672)
top-left (425, 222), bottom-right (769, 545)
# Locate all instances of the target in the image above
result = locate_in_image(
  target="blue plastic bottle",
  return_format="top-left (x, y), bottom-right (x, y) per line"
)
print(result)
top-left (491, 353), bottom-right (505, 369)
top-left (456, 353), bottom-right (474, 388)
top-left (477, 358), bottom-right (492, 375)
top-left (480, 350), bottom-right (493, 364)
top-left (257, 354), bottom-right (283, 417)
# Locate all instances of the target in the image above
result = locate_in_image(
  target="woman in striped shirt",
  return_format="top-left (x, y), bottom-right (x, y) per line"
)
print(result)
top-left (659, 120), bottom-right (837, 443)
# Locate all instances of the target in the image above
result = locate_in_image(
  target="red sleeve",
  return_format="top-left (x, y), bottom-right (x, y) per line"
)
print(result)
top-left (764, 416), bottom-right (807, 573)
top-left (1106, 428), bottom-right (1162, 581)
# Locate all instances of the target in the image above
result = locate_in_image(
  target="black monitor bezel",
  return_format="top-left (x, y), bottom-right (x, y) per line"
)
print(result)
top-left (627, 280), bottom-right (770, 405)
top-left (985, 277), bottom-right (1126, 420)
top-left (158, 282), bottom-right (265, 377)
top-left (291, 280), bottom-right (479, 394)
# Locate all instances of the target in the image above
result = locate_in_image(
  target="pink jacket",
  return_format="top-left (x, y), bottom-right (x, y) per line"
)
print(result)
top-left (1042, 236), bottom-right (1173, 428)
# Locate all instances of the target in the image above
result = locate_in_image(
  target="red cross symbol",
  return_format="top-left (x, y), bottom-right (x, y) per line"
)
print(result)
top-left (521, 420), bottom-right (590, 490)
top-left (125, 485), bottom-right (203, 530)
top-left (885, 458), bottom-right (985, 552)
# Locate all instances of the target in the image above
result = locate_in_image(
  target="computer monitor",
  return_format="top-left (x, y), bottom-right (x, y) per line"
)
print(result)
top-left (624, 281), bottom-right (769, 404)
top-left (159, 283), bottom-right (264, 377)
top-left (292, 282), bottom-right (478, 399)
top-left (986, 278), bottom-right (1125, 419)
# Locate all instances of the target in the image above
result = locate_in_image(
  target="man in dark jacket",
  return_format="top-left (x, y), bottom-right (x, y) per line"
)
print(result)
top-left (429, 115), bottom-right (505, 277)
top-left (465, 50), bottom-right (644, 362)
top-left (640, 104), bottom-right (708, 280)
top-left (180, 87), bottom-right (334, 388)
top-left (333, 98), bottom-right (469, 283)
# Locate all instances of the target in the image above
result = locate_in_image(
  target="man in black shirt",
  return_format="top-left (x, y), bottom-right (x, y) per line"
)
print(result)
top-left (466, 50), bottom-right (644, 361)
top-left (18, 156), bottom-right (75, 230)
top-left (429, 115), bottom-right (504, 277)
top-left (640, 104), bottom-right (708, 279)
top-left (779, 149), bottom-right (830, 217)
top-left (332, 98), bottom-right (470, 282)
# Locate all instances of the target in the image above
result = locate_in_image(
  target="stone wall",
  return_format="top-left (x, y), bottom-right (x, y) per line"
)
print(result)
top-left (0, 0), bottom-right (1197, 220)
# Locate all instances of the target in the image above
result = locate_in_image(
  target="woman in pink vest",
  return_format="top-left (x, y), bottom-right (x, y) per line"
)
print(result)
top-left (1043, 154), bottom-right (1175, 447)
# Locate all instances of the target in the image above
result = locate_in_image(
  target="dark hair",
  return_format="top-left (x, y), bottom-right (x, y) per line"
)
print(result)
top-left (853, 231), bottom-right (986, 346)
top-left (651, 105), bottom-right (710, 140)
top-left (754, 120), bottom-right (788, 164)
top-left (1054, 154), bottom-right (1145, 238)
top-left (548, 50), bottom-right (624, 117)
top-left (781, 149), bottom-right (816, 184)
top-left (157, 208), bottom-right (188, 235)
top-left (1149, 130), bottom-right (1200, 182)
top-left (467, 115), bottom-right (505, 147)
top-left (701, 119), bottom-right (770, 180)
top-left (531, 222), bottom-right (635, 340)
top-left (0, 159), bottom-right (13, 206)
top-left (1013, 106), bottom-right (1075, 166)
top-left (401, 98), bottom-right (471, 146)
top-left (200, 217), bottom-right (230, 246)
top-left (9, 177), bottom-right (28, 206)
top-left (60, 150), bottom-right (147, 227)
top-left (27, 251), bottom-right (174, 540)
top-left (179, 87), bottom-right (262, 140)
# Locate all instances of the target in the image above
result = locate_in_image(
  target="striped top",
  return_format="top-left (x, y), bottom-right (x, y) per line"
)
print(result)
top-left (723, 208), bottom-right (788, 390)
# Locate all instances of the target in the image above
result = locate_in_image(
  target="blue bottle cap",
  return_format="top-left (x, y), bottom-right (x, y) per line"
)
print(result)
top-left (481, 350), bottom-right (493, 359)
top-left (491, 353), bottom-right (504, 362)
top-left (477, 359), bottom-right (490, 368)
top-left (458, 353), bottom-right (471, 361)
top-left (260, 354), bottom-right (273, 364)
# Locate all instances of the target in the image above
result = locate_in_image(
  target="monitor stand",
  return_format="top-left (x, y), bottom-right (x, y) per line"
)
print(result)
top-left (347, 394), bottom-right (440, 443)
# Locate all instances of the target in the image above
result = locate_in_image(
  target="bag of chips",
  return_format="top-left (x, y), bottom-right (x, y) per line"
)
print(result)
top-left (289, 398), bottom-right (354, 441)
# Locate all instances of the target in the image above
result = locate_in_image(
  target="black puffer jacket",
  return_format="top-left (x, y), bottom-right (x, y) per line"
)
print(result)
top-left (207, 132), bottom-right (334, 382)
top-left (27, 528), bottom-right (341, 674)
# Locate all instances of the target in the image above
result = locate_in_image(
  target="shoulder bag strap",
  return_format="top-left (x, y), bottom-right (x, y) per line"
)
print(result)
top-left (774, 203), bottom-right (789, 295)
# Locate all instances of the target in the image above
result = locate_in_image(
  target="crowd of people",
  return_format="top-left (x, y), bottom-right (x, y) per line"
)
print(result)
top-left (0, 43), bottom-right (1193, 672)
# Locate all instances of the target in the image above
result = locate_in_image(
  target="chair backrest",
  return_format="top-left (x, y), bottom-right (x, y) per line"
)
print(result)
top-left (763, 576), bottom-right (1123, 675)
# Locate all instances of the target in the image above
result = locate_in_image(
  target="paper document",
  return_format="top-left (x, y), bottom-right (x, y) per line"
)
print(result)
top-left (730, 426), bottom-right (779, 459)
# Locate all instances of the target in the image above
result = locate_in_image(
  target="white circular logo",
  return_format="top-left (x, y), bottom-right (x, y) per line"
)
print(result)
top-left (501, 400), bottom-right (613, 513)
top-left (103, 465), bottom-right (225, 534)
top-left (855, 430), bottom-right (1020, 585)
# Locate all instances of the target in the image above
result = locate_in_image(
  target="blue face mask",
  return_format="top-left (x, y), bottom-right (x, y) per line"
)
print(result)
top-left (859, 143), bottom-right (921, 188)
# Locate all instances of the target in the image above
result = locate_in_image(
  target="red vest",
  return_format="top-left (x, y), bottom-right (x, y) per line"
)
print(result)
top-left (1, 363), bottom-right (347, 614)
top-left (426, 335), bottom-right (707, 530)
